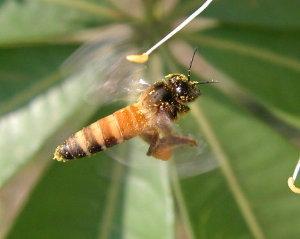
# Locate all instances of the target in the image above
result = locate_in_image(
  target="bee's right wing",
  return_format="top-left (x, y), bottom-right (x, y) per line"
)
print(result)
top-left (163, 115), bottom-right (219, 178)
top-left (171, 133), bottom-right (218, 178)
top-left (103, 110), bottom-right (219, 178)
top-left (101, 134), bottom-right (218, 180)
top-left (60, 25), bottom-right (151, 106)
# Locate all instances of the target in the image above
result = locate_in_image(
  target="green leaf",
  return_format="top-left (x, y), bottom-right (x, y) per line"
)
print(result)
top-left (0, 33), bottom-right (130, 187)
top-left (176, 170), bottom-right (252, 238)
top-left (184, 26), bottom-right (300, 127)
top-left (6, 140), bottom-right (174, 239)
top-left (0, 45), bottom-right (77, 115)
top-left (0, 0), bottom-right (120, 45)
top-left (0, 63), bottom-right (97, 187)
top-left (114, 140), bottom-right (174, 239)
top-left (178, 88), bottom-right (299, 238)
top-left (176, 0), bottom-right (300, 29)
top-left (1, 0), bottom-right (300, 238)
top-left (6, 156), bottom-right (119, 239)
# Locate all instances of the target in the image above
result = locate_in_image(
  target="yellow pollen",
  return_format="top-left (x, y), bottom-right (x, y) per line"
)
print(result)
top-left (53, 146), bottom-right (67, 162)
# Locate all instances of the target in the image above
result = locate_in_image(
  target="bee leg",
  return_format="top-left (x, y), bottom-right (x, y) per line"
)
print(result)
top-left (141, 128), bottom-right (197, 160)
top-left (141, 130), bottom-right (159, 154)
top-left (149, 134), bottom-right (198, 160)
top-left (141, 130), bottom-right (172, 160)
top-left (141, 130), bottom-right (159, 145)
top-left (160, 135), bottom-right (197, 147)
top-left (142, 131), bottom-right (197, 160)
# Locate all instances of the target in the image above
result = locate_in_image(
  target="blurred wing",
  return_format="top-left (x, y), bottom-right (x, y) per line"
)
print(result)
top-left (170, 117), bottom-right (219, 178)
top-left (103, 115), bottom-right (218, 178)
top-left (172, 134), bottom-right (218, 178)
top-left (60, 25), bottom-right (150, 106)
top-left (85, 56), bottom-right (150, 104)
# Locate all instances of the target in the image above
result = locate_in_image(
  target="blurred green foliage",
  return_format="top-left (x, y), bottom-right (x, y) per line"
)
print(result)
top-left (0, 0), bottom-right (299, 238)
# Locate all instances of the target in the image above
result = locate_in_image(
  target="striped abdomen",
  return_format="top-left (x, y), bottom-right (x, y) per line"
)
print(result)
top-left (54, 104), bottom-right (148, 162)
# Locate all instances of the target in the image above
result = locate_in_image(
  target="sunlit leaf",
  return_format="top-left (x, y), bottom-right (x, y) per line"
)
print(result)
top-left (0, 66), bottom-right (96, 187)
top-left (0, 0), bottom-right (120, 45)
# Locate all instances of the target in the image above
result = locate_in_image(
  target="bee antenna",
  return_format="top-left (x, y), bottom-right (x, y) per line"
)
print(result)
top-left (188, 48), bottom-right (197, 81)
top-left (198, 79), bottom-right (219, 85)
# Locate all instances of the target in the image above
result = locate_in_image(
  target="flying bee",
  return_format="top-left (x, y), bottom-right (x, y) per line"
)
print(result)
top-left (53, 44), bottom-right (216, 162)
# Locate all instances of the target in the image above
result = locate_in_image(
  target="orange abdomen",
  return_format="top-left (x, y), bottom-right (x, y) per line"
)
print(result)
top-left (53, 104), bottom-right (148, 161)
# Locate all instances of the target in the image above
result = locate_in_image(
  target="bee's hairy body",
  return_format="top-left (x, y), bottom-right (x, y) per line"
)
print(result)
top-left (54, 74), bottom-right (201, 162)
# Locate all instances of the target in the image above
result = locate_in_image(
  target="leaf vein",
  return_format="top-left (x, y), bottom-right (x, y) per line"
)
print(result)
top-left (187, 35), bottom-right (300, 72)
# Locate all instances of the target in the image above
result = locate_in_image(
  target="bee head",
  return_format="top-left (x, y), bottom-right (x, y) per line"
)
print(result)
top-left (164, 49), bottom-right (218, 103)
top-left (165, 74), bottom-right (200, 103)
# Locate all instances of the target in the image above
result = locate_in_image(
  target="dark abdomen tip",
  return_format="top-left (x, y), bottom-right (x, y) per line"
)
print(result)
top-left (53, 138), bottom-right (87, 162)
top-left (53, 145), bottom-right (73, 162)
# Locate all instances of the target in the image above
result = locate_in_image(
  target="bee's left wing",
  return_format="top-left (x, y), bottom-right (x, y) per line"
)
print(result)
top-left (83, 56), bottom-right (150, 104)
top-left (60, 25), bottom-right (151, 106)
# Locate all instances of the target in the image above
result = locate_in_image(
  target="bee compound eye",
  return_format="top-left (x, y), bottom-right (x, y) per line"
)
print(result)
top-left (175, 82), bottom-right (189, 96)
